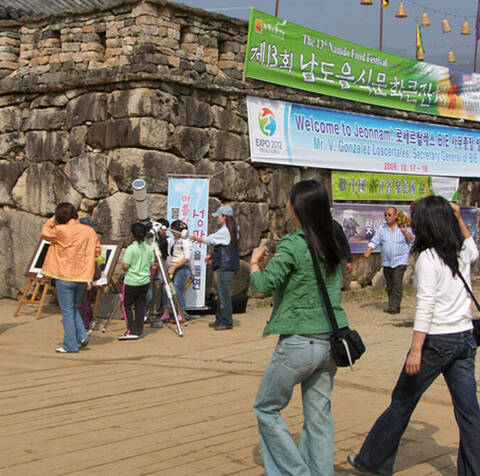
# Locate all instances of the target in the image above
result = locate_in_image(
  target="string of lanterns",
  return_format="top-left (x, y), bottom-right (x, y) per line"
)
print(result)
top-left (360, 0), bottom-right (477, 65)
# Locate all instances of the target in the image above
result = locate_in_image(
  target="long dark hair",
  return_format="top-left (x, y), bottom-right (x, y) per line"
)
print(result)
top-left (226, 215), bottom-right (239, 247)
top-left (290, 180), bottom-right (342, 276)
top-left (411, 196), bottom-right (464, 276)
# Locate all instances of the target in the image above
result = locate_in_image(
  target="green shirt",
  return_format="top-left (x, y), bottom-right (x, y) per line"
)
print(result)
top-left (123, 241), bottom-right (155, 286)
top-left (250, 228), bottom-right (348, 337)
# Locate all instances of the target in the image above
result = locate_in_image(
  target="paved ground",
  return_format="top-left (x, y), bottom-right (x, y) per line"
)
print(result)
top-left (2, 279), bottom-right (480, 475)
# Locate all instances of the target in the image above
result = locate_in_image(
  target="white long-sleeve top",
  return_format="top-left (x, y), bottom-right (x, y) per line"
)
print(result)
top-left (414, 236), bottom-right (479, 335)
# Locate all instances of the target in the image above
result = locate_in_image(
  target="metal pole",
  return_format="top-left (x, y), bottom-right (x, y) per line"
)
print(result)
top-left (275, 0), bottom-right (279, 17)
top-left (379, 1), bottom-right (383, 51)
top-left (475, 0), bottom-right (480, 72)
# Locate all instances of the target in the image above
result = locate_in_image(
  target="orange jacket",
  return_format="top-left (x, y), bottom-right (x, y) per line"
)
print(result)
top-left (40, 218), bottom-right (101, 282)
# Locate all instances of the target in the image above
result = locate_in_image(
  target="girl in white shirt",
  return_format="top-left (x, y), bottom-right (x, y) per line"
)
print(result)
top-left (349, 197), bottom-right (480, 475)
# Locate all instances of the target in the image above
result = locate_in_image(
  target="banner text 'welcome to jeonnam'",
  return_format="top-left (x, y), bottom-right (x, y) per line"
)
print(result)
top-left (244, 9), bottom-right (480, 122)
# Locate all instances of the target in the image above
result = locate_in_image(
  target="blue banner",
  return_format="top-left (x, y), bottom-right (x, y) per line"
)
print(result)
top-left (167, 177), bottom-right (209, 309)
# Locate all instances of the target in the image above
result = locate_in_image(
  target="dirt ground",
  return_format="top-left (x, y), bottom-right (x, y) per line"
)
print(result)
top-left (1, 278), bottom-right (480, 475)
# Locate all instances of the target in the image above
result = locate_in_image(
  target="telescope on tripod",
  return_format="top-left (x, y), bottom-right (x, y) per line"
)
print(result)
top-left (132, 179), bottom-right (184, 337)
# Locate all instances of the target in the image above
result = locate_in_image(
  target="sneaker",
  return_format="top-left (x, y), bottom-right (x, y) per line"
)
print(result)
top-left (160, 314), bottom-right (171, 323)
top-left (347, 454), bottom-right (375, 474)
top-left (208, 321), bottom-right (219, 328)
top-left (117, 333), bottom-right (139, 340)
top-left (79, 337), bottom-right (89, 348)
top-left (177, 315), bottom-right (184, 323)
top-left (55, 347), bottom-right (77, 353)
top-left (214, 324), bottom-right (233, 331)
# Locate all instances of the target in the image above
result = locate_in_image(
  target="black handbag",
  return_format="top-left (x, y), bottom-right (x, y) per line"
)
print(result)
top-left (456, 272), bottom-right (480, 346)
top-left (301, 235), bottom-right (366, 369)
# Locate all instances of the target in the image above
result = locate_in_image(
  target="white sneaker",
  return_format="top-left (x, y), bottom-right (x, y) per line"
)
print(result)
top-left (56, 347), bottom-right (68, 353)
top-left (117, 333), bottom-right (139, 340)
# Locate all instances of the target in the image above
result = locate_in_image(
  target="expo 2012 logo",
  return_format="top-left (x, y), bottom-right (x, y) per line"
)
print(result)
top-left (258, 108), bottom-right (276, 136)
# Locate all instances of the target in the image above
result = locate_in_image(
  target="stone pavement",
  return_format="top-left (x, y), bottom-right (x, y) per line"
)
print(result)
top-left (2, 282), bottom-right (478, 475)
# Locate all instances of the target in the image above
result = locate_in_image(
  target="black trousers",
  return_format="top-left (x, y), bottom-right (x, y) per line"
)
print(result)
top-left (383, 265), bottom-right (407, 312)
top-left (122, 283), bottom-right (149, 335)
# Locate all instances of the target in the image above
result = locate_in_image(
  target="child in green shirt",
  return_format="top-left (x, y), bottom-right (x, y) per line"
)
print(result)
top-left (119, 223), bottom-right (155, 340)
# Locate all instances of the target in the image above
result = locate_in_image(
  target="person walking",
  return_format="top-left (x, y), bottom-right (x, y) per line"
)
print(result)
top-left (249, 180), bottom-right (348, 475)
top-left (364, 206), bottom-right (414, 314)
top-left (119, 223), bottom-right (155, 340)
top-left (349, 197), bottom-right (480, 475)
top-left (192, 205), bottom-right (240, 330)
top-left (40, 202), bottom-right (101, 353)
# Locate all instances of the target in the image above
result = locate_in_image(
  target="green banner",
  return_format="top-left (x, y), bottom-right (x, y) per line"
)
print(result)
top-left (244, 9), bottom-right (480, 122)
top-left (332, 171), bottom-right (459, 201)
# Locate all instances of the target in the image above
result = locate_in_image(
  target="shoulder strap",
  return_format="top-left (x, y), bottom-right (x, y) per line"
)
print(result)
top-left (300, 234), bottom-right (340, 333)
top-left (457, 271), bottom-right (480, 311)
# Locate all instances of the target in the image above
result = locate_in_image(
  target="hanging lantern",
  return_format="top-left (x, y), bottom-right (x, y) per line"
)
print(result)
top-left (395, 1), bottom-right (407, 18)
top-left (448, 51), bottom-right (455, 63)
top-left (442, 19), bottom-right (451, 33)
top-left (461, 22), bottom-right (471, 35)
top-left (416, 47), bottom-right (424, 61)
top-left (421, 12), bottom-right (430, 27)
top-left (360, 0), bottom-right (373, 5)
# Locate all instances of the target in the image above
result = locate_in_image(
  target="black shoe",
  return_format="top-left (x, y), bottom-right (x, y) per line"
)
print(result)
top-left (347, 454), bottom-right (376, 474)
top-left (387, 308), bottom-right (400, 314)
top-left (79, 337), bottom-right (89, 348)
top-left (208, 321), bottom-right (219, 328)
top-left (214, 324), bottom-right (233, 331)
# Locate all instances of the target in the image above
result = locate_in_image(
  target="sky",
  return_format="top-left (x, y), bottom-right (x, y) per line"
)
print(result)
top-left (177, 0), bottom-right (479, 73)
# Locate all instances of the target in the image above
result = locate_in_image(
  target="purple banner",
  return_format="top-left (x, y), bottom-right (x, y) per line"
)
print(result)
top-left (332, 203), bottom-right (477, 254)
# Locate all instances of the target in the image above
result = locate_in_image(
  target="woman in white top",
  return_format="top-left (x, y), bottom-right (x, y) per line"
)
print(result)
top-left (349, 196), bottom-right (480, 476)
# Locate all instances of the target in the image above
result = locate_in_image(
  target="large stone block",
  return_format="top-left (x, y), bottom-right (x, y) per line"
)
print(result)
top-left (351, 253), bottom-right (382, 287)
top-left (25, 130), bottom-right (69, 163)
top-left (0, 160), bottom-right (25, 205)
top-left (107, 88), bottom-right (162, 118)
top-left (267, 167), bottom-right (301, 208)
top-left (66, 92), bottom-right (107, 128)
top-left (12, 162), bottom-right (82, 215)
top-left (210, 130), bottom-right (248, 161)
top-left (65, 153), bottom-right (109, 199)
top-left (23, 107), bottom-right (66, 131)
top-left (0, 131), bottom-right (25, 157)
top-left (234, 201), bottom-right (269, 256)
top-left (221, 161), bottom-right (266, 201)
top-left (174, 126), bottom-right (209, 162)
top-left (87, 117), bottom-right (171, 150)
top-left (211, 105), bottom-right (247, 134)
top-left (6, 210), bottom-right (49, 297)
top-left (193, 159), bottom-right (223, 196)
top-left (0, 106), bottom-right (22, 132)
top-left (179, 96), bottom-right (213, 127)
top-left (108, 148), bottom-right (194, 194)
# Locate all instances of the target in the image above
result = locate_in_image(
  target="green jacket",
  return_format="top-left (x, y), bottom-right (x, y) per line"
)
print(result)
top-left (250, 228), bottom-right (348, 337)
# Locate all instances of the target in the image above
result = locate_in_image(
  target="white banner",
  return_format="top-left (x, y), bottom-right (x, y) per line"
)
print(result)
top-left (167, 177), bottom-right (209, 309)
top-left (247, 96), bottom-right (480, 177)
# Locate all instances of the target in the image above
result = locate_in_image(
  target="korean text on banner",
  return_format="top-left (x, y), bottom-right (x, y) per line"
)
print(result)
top-left (244, 9), bottom-right (480, 123)
top-left (247, 96), bottom-right (480, 177)
top-left (167, 178), bottom-right (209, 309)
top-left (332, 171), bottom-right (459, 201)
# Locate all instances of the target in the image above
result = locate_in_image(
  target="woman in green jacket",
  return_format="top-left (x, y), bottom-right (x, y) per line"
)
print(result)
top-left (250, 180), bottom-right (348, 476)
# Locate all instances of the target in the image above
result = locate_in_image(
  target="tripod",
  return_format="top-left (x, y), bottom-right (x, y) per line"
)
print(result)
top-left (148, 227), bottom-right (184, 337)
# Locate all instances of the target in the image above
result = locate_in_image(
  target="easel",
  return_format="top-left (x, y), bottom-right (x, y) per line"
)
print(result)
top-left (14, 277), bottom-right (51, 319)
top-left (92, 279), bottom-right (121, 320)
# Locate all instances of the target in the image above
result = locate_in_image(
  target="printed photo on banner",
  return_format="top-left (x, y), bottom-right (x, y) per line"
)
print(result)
top-left (332, 203), bottom-right (477, 254)
top-left (247, 96), bottom-right (480, 177)
top-left (167, 177), bottom-right (209, 309)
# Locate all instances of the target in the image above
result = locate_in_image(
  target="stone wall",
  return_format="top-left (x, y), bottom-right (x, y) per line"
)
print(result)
top-left (0, 0), bottom-right (479, 298)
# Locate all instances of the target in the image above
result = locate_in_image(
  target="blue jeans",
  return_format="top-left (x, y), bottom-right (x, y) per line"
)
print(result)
top-left (253, 334), bottom-right (337, 476)
top-left (357, 331), bottom-right (480, 476)
top-left (162, 265), bottom-right (190, 311)
top-left (56, 280), bottom-right (88, 352)
top-left (215, 270), bottom-right (234, 327)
